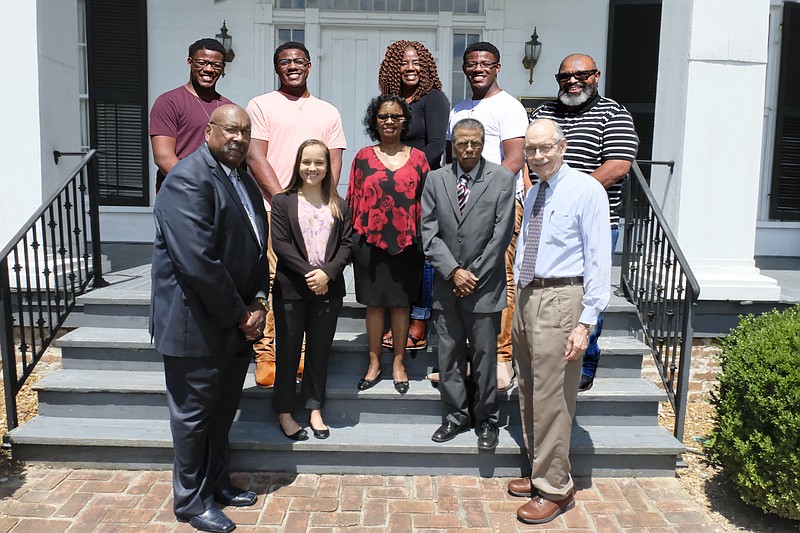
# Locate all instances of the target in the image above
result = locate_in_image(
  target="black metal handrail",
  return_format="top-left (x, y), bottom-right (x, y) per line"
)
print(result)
top-left (621, 161), bottom-right (701, 441)
top-left (1, 150), bottom-right (107, 433)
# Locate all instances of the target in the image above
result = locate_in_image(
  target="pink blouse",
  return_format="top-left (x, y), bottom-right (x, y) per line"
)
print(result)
top-left (298, 195), bottom-right (334, 267)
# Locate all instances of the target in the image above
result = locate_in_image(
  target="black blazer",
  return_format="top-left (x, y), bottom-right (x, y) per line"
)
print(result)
top-left (270, 191), bottom-right (353, 301)
top-left (150, 144), bottom-right (269, 358)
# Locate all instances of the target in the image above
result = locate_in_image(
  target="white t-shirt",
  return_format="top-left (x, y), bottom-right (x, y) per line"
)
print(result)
top-left (447, 90), bottom-right (528, 200)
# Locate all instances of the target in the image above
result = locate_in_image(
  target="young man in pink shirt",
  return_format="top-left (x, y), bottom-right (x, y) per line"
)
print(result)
top-left (245, 41), bottom-right (347, 387)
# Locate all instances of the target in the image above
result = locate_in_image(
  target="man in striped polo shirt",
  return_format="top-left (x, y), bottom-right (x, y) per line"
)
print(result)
top-left (529, 53), bottom-right (638, 392)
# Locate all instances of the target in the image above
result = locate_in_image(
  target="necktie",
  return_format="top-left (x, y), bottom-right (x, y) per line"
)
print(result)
top-left (457, 174), bottom-right (470, 214)
top-left (517, 182), bottom-right (549, 288)
top-left (230, 170), bottom-right (261, 245)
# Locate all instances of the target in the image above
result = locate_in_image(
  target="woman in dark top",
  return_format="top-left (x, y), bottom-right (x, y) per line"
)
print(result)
top-left (377, 40), bottom-right (449, 353)
top-left (271, 139), bottom-right (353, 440)
top-left (347, 95), bottom-right (429, 395)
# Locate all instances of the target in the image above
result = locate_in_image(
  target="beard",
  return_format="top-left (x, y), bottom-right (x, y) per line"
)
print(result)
top-left (558, 80), bottom-right (598, 107)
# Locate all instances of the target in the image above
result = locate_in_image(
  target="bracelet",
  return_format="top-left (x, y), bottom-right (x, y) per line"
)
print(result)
top-left (255, 297), bottom-right (268, 312)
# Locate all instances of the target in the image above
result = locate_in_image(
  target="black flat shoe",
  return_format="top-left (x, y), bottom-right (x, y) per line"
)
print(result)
top-left (357, 369), bottom-right (382, 391)
top-left (281, 425), bottom-right (309, 441)
top-left (578, 373), bottom-right (594, 392)
top-left (393, 380), bottom-right (409, 394)
top-left (311, 426), bottom-right (330, 439)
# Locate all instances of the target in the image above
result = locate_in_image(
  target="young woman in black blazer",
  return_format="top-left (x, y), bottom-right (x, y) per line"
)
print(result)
top-left (271, 139), bottom-right (353, 440)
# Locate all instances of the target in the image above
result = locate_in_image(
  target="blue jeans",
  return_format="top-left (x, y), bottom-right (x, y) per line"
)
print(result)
top-left (410, 260), bottom-right (434, 321)
top-left (582, 226), bottom-right (619, 378)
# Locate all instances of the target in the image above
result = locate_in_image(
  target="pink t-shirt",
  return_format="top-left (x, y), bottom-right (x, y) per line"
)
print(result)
top-left (246, 91), bottom-right (347, 205)
top-left (149, 86), bottom-right (233, 191)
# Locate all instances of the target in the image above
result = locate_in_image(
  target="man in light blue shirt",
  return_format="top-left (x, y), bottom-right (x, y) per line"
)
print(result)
top-left (508, 119), bottom-right (610, 525)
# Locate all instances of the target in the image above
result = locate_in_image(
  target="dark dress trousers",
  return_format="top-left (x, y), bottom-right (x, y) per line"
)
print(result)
top-left (421, 159), bottom-right (515, 427)
top-left (150, 143), bottom-right (268, 517)
top-left (270, 191), bottom-right (353, 412)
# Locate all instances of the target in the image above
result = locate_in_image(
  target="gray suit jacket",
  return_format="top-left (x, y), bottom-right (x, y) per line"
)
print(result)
top-left (150, 143), bottom-right (269, 358)
top-left (421, 159), bottom-right (515, 314)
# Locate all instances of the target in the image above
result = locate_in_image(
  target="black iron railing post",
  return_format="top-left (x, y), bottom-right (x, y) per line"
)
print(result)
top-left (0, 258), bottom-right (19, 432)
top-left (87, 153), bottom-right (108, 288)
top-left (620, 161), bottom-right (700, 440)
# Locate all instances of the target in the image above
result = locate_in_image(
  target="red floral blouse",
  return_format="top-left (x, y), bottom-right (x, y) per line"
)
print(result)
top-left (347, 146), bottom-right (430, 255)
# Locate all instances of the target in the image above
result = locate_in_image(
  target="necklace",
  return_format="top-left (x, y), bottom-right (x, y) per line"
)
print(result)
top-left (190, 88), bottom-right (220, 119)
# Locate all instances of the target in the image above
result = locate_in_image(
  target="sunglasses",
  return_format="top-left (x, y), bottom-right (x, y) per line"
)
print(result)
top-left (555, 69), bottom-right (598, 82)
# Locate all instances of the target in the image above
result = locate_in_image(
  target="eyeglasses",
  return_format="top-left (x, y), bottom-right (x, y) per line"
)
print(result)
top-left (191, 58), bottom-right (225, 71)
top-left (464, 60), bottom-right (499, 70)
top-left (454, 140), bottom-right (484, 150)
top-left (209, 122), bottom-right (251, 138)
top-left (555, 69), bottom-right (598, 82)
top-left (377, 113), bottom-right (405, 122)
top-left (276, 57), bottom-right (310, 68)
top-left (524, 143), bottom-right (560, 157)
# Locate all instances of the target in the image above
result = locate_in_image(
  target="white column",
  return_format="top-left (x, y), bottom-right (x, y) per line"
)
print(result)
top-left (650, 0), bottom-right (779, 301)
top-left (0, 2), bottom-right (43, 246)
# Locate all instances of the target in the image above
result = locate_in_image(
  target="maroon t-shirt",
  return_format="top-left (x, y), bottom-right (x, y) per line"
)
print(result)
top-left (149, 85), bottom-right (233, 192)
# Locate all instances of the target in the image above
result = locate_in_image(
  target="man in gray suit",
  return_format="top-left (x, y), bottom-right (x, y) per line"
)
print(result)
top-left (421, 118), bottom-right (515, 450)
top-left (151, 104), bottom-right (268, 533)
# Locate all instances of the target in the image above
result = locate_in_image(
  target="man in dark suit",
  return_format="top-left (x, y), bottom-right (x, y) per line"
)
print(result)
top-left (421, 118), bottom-right (515, 450)
top-left (151, 104), bottom-right (268, 533)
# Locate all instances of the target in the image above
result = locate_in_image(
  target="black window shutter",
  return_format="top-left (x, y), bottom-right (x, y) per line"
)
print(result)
top-left (606, 0), bottom-right (662, 178)
top-left (87, 0), bottom-right (149, 206)
top-left (770, 3), bottom-right (800, 220)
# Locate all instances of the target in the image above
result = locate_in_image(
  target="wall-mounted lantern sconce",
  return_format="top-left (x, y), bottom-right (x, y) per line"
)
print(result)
top-left (522, 27), bottom-right (542, 85)
top-left (216, 21), bottom-right (235, 63)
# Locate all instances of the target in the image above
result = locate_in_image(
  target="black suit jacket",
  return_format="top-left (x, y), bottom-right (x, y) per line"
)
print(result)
top-left (150, 143), bottom-right (269, 358)
top-left (270, 191), bottom-right (353, 301)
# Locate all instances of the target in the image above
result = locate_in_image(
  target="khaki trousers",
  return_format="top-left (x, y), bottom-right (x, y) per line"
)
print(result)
top-left (497, 200), bottom-right (524, 363)
top-left (512, 283), bottom-right (583, 499)
top-left (253, 211), bottom-right (276, 361)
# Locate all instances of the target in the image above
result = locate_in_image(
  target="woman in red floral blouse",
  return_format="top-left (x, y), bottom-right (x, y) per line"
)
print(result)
top-left (347, 95), bottom-right (430, 395)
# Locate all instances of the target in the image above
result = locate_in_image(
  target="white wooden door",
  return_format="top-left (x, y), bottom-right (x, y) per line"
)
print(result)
top-left (318, 27), bottom-right (437, 195)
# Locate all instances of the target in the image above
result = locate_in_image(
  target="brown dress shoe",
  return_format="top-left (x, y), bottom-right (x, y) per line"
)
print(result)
top-left (507, 477), bottom-right (535, 497)
top-left (517, 490), bottom-right (575, 525)
top-left (255, 359), bottom-right (276, 388)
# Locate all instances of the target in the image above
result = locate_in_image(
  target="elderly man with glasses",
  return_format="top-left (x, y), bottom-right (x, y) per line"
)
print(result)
top-left (509, 118), bottom-right (610, 525)
top-left (529, 53), bottom-right (639, 392)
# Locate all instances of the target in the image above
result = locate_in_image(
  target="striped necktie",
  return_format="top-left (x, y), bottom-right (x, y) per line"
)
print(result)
top-left (517, 182), bottom-right (549, 288)
top-left (457, 174), bottom-right (470, 214)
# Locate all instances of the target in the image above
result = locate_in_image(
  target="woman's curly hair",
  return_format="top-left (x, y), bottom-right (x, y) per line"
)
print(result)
top-left (378, 41), bottom-right (443, 103)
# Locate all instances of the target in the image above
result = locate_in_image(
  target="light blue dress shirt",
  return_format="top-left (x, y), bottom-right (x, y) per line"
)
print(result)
top-left (514, 163), bottom-right (611, 325)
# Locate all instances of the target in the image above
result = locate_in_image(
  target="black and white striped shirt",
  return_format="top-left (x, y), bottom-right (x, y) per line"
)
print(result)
top-left (530, 95), bottom-right (638, 228)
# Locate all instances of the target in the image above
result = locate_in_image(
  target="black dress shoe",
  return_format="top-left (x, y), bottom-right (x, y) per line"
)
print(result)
top-left (431, 420), bottom-right (468, 443)
top-left (357, 369), bottom-right (382, 391)
top-left (281, 425), bottom-right (309, 441)
top-left (477, 420), bottom-right (499, 451)
top-left (176, 507), bottom-right (235, 533)
top-left (311, 426), bottom-right (330, 439)
top-left (578, 373), bottom-right (594, 392)
top-left (214, 486), bottom-right (258, 507)
top-left (393, 380), bottom-right (409, 394)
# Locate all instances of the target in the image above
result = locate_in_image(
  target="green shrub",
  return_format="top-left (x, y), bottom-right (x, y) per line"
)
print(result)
top-left (706, 305), bottom-right (800, 520)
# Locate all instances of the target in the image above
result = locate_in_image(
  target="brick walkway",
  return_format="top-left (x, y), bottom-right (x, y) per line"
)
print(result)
top-left (0, 468), bottom-right (723, 532)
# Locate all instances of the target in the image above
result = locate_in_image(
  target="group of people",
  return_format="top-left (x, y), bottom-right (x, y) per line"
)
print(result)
top-left (149, 35), bottom-right (636, 533)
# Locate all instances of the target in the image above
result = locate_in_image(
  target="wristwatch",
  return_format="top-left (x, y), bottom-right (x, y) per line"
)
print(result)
top-left (255, 297), bottom-right (268, 312)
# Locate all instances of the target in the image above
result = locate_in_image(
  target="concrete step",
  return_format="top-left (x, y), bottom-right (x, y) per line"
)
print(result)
top-left (7, 416), bottom-right (683, 477)
top-left (57, 327), bottom-right (648, 378)
top-left (35, 370), bottom-right (665, 427)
